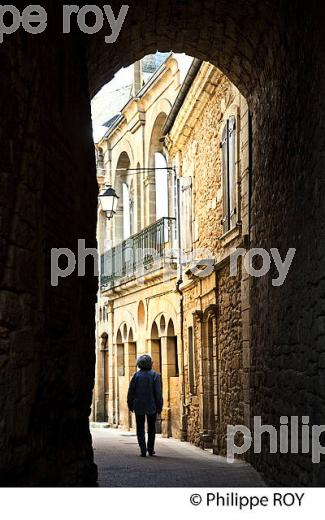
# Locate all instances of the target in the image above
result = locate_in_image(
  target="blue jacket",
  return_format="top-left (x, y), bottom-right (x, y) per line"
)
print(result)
top-left (127, 369), bottom-right (163, 415)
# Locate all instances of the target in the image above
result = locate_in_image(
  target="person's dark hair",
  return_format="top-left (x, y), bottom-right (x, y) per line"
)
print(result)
top-left (137, 354), bottom-right (153, 371)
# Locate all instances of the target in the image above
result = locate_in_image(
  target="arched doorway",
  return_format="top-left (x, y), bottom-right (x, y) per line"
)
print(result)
top-left (149, 321), bottom-right (162, 374)
top-left (149, 321), bottom-right (162, 434)
top-left (148, 316), bottom-right (180, 438)
top-left (200, 307), bottom-right (218, 450)
top-left (113, 324), bottom-right (138, 430)
top-left (166, 319), bottom-right (180, 438)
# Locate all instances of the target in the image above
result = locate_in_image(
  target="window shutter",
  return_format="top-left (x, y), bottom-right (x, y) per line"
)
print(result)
top-left (179, 176), bottom-right (192, 253)
top-left (228, 116), bottom-right (237, 229)
top-left (221, 123), bottom-right (229, 234)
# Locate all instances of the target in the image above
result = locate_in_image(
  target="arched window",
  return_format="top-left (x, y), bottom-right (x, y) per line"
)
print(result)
top-left (167, 319), bottom-right (179, 377)
top-left (114, 151), bottom-right (131, 244)
top-left (123, 182), bottom-right (131, 239)
top-left (135, 163), bottom-right (142, 232)
top-left (147, 112), bottom-right (169, 225)
top-left (155, 152), bottom-right (169, 220)
top-left (138, 300), bottom-right (145, 327)
top-left (150, 321), bottom-right (162, 374)
top-left (116, 329), bottom-right (125, 377)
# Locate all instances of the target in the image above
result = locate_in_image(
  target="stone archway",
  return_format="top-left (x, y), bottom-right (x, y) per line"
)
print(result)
top-left (1, 0), bottom-right (324, 486)
top-left (165, 318), bottom-right (180, 438)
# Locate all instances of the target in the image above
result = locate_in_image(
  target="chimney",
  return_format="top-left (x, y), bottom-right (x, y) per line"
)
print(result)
top-left (133, 61), bottom-right (142, 95)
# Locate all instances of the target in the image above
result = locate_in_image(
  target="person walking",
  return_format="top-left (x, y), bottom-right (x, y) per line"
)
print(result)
top-left (127, 354), bottom-right (163, 457)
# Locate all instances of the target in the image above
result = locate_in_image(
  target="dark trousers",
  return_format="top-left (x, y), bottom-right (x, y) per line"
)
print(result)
top-left (135, 413), bottom-right (157, 454)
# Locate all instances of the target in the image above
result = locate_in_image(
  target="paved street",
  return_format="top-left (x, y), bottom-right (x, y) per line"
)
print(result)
top-left (92, 427), bottom-right (265, 487)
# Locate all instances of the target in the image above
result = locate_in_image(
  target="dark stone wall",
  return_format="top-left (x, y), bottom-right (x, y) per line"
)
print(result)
top-left (249, 3), bottom-right (325, 485)
top-left (0, 0), bottom-right (324, 485)
top-left (0, 3), bottom-right (98, 485)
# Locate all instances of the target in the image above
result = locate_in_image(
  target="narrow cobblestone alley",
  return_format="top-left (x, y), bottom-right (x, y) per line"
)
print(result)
top-left (92, 428), bottom-right (264, 487)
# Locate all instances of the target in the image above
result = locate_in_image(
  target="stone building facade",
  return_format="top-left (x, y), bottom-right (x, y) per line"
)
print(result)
top-left (164, 62), bottom-right (250, 454)
top-left (93, 56), bottom-right (250, 456)
top-left (93, 54), bottom-right (187, 437)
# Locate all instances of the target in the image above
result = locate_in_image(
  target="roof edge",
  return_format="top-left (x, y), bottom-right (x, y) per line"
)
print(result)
top-left (162, 58), bottom-right (203, 137)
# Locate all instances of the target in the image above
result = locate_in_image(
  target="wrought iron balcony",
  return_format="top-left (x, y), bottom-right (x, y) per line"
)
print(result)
top-left (100, 217), bottom-right (177, 290)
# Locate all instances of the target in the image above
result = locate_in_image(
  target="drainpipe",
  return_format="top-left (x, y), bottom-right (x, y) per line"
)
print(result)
top-left (214, 267), bottom-right (221, 453)
top-left (176, 174), bottom-right (183, 284)
top-left (175, 170), bottom-right (187, 441)
top-left (176, 279), bottom-right (186, 441)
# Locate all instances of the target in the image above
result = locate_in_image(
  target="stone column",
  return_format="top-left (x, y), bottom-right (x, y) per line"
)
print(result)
top-left (193, 311), bottom-right (205, 447)
top-left (195, 308), bottom-right (218, 449)
top-left (160, 335), bottom-right (174, 437)
top-left (107, 306), bottom-right (115, 426)
top-left (203, 306), bottom-right (218, 449)
top-left (144, 174), bottom-right (156, 226)
top-left (94, 335), bottom-right (106, 422)
top-left (111, 342), bottom-right (119, 427)
top-left (124, 342), bottom-right (137, 429)
top-left (114, 206), bottom-right (124, 245)
top-left (103, 347), bottom-right (109, 421)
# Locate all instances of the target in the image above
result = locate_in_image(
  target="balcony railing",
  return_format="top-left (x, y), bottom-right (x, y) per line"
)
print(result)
top-left (100, 217), bottom-right (177, 290)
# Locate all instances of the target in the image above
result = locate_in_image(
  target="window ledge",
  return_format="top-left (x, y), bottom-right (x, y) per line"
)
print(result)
top-left (218, 222), bottom-right (242, 246)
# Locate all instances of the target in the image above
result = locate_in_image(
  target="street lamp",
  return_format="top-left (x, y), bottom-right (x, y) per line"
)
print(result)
top-left (100, 167), bottom-right (181, 251)
top-left (99, 185), bottom-right (119, 220)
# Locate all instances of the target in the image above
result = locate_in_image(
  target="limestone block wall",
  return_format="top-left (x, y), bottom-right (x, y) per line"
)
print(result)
top-left (217, 265), bottom-right (243, 455)
top-left (167, 65), bottom-right (248, 455)
top-left (249, 48), bottom-right (325, 485)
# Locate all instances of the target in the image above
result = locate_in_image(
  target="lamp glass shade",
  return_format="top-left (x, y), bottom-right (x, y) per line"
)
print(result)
top-left (99, 186), bottom-right (119, 218)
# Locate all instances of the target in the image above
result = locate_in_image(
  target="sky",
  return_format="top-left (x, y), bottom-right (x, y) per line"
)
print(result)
top-left (91, 53), bottom-right (193, 143)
